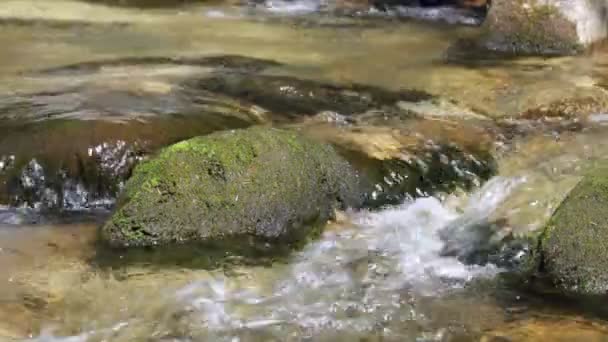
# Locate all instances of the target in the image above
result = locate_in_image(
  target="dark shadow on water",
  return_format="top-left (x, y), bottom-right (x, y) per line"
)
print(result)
top-left (90, 230), bottom-right (313, 271)
top-left (487, 272), bottom-right (608, 322)
top-left (187, 73), bottom-right (434, 120)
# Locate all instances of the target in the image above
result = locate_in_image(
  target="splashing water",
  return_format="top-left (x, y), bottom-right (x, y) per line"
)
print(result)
top-left (26, 178), bottom-right (523, 341)
top-left (263, 0), bottom-right (323, 15)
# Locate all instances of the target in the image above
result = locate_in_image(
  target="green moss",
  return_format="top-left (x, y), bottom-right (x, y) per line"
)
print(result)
top-left (107, 210), bottom-right (146, 243)
top-left (537, 163), bottom-right (608, 294)
top-left (101, 126), bottom-right (362, 256)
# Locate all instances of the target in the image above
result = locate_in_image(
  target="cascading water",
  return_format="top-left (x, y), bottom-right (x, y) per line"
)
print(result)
top-left (29, 177), bottom-right (522, 342)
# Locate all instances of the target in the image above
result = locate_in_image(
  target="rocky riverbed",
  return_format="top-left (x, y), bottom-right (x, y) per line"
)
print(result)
top-left (1, 0), bottom-right (608, 341)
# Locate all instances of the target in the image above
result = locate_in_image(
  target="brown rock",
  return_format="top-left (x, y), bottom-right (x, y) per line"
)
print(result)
top-left (481, 316), bottom-right (608, 342)
top-left (453, 0), bottom-right (608, 56)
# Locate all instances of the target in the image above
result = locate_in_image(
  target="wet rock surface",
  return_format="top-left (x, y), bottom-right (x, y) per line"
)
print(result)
top-left (517, 96), bottom-right (608, 129)
top-left (495, 95), bottom-right (608, 139)
top-left (0, 53), bottom-right (502, 212)
top-left (460, 0), bottom-right (608, 56)
top-left (2, 1), bottom-right (608, 338)
top-left (534, 163), bottom-right (608, 295)
top-left (101, 127), bottom-right (362, 251)
top-left (431, 129), bottom-right (608, 271)
top-left (297, 117), bottom-right (498, 206)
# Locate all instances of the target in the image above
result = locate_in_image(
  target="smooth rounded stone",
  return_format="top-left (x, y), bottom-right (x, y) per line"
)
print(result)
top-left (452, 0), bottom-right (608, 57)
top-left (536, 163), bottom-right (608, 295)
top-left (101, 127), bottom-right (362, 249)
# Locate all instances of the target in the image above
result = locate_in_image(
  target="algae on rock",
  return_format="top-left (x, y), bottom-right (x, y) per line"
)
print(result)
top-left (101, 127), bottom-right (362, 250)
top-left (537, 163), bottom-right (608, 295)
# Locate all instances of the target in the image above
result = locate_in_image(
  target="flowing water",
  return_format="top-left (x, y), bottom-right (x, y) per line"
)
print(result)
top-left (2, 0), bottom-right (608, 341)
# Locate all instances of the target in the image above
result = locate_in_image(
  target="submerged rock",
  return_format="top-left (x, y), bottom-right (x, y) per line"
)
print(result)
top-left (0, 55), bottom-right (474, 211)
top-left (342, 139), bottom-right (496, 206)
top-left (297, 118), bottom-right (497, 206)
top-left (101, 127), bottom-right (362, 249)
top-left (535, 163), bottom-right (608, 295)
top-left (188, 73), bottom-right (433, 120)
top-left (0, 54), bottom-right (286, 124)
top-left (500, 95), bottom-right (608, 136)
top-left (518, 96), bottom-right (608, 127)
top-left (454, 0), bottom-right (608, 56)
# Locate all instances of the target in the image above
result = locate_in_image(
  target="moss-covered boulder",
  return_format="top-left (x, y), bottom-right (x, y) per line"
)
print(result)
top-left (101, 127), bottom-right (362, 249)
top-left (538, 164), bottom-right (608, 295)
top-left (452, 0), bottom-right (608, 57)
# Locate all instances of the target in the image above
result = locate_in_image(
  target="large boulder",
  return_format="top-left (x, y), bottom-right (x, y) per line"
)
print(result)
top-left (101, 127), bottom-right (362, 249)
top-left (538, 163), bottom-right (608, 295)
top-left (459, 0), bottom-right (608, 56)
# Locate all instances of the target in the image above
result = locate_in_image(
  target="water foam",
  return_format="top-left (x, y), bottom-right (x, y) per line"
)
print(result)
top-left (31, 177), bottom-right (519, 341)
top-left (263, 0), bottom-right (322, 14)
top-left (244, 0), bottom-right (484, 25)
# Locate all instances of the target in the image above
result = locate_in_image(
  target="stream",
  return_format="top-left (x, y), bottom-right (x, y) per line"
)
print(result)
top-left (2, 0), bottom-right (608, 341)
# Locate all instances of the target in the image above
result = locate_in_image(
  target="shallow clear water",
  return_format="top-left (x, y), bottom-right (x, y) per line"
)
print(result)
top-left (9, 171), bottom-right (608, 341)
top-left (12, 180), bottom-right (509, 341)
top-left (2, 0), bottom-right (608, 341)
top-left (0, 0), bottom-right (607, 117)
